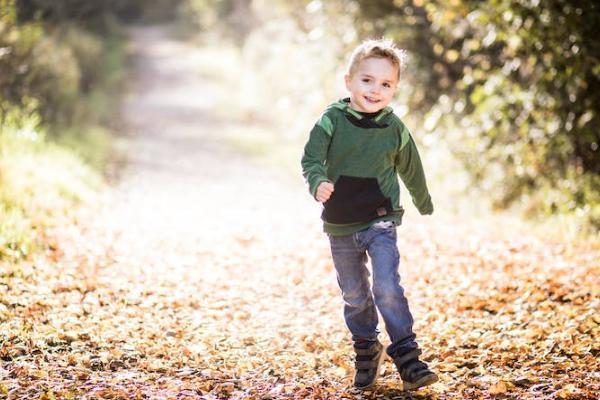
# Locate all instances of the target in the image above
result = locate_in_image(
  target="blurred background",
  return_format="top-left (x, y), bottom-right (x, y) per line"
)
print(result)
top-left (1, 0), bottom-right (599, 261)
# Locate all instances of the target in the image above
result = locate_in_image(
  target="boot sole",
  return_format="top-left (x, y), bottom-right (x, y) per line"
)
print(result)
top-left (402, 372), bottom-right (438, 391)
top-left (354, 345), bottom-right (387, 390)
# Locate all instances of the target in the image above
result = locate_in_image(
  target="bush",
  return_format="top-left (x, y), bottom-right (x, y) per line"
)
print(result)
top-left (0, 108), bottom-right (102, 262)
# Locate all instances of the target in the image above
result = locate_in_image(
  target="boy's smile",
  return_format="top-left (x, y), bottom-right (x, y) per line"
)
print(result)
top-left (345, 57), bottom-right (399, 113)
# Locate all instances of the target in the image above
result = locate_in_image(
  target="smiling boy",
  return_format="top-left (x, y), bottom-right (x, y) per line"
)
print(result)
top-left (301, 39), bottom-right (437, 391)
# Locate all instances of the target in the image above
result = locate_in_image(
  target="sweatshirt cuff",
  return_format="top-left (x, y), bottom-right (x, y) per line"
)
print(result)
top-left (417, 196), bottom-right (434, 215)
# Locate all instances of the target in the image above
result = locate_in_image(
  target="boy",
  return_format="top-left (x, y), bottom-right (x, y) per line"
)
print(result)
top-left (301, 39), bottom-right (438, 391)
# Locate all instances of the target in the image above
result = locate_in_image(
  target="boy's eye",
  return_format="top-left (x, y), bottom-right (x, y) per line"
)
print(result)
top-left (383, 83), bottom-right (391, 88)
top-left (362, 78), bottom-right (370, 83)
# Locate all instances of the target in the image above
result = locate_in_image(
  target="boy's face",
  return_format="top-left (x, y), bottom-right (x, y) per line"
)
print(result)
top-left (345, 57), bottom-right (399, 113)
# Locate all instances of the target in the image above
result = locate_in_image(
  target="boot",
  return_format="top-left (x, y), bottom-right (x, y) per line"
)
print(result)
top-left (392, 348), bottom-right (438, 390)
top-left (353, 340), bottom-right (385, 390)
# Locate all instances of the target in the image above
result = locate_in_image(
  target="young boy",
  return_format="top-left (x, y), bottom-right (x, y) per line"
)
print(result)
top-left (301, 39), bottom-right (438, 391)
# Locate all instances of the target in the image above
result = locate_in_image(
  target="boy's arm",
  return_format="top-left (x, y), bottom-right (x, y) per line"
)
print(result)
top-left (396, 127), bottom-right (434, 215)
top-left (301, 115), bottom-right (334, 199)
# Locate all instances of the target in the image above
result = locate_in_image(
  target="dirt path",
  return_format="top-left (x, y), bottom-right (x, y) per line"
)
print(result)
top-left (1, 25), bottom-right (597, 400)
top-left (112, 25), bottom-right (320, 256)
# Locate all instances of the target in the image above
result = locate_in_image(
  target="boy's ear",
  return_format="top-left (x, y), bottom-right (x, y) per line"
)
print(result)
top-left (344, 74), bottom-right (351, 91)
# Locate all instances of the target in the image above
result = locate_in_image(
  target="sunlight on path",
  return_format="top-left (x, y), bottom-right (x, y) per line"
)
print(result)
top-left (103, 24), bottom-right (336, 333)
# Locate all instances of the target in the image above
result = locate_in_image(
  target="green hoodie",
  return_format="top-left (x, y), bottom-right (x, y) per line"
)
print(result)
top-left (301, 98), bottom-right (433, 236)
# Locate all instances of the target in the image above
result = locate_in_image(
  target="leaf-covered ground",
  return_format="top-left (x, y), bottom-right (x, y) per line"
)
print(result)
top-left (1, 25), bottom-right (598, 400)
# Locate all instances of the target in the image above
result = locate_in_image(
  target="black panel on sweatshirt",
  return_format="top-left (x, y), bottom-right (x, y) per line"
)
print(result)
top-left (345, 110), bottom-right (390, 129)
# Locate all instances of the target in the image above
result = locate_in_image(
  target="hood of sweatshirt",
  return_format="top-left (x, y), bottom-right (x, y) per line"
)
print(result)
top-left (329, 98), bottom-right (395, 125)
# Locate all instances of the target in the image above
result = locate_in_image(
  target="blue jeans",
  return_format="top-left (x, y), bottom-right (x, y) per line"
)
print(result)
top-left (328, 222), bottom-right (417, 357)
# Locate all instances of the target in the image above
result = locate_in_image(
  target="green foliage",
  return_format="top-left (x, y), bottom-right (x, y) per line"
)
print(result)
top-left (1, 0), bottom-right (128, 160)
top-left (0, 108), bottom-right (102, 262)
top-left (0, 1), bottom-right (118, 131)
top-left (16, 0), bottom-right (185, 26)
top-left (0, 0), bottom-right (127, 261)
top-left (178, 0), bottom-right (255, 44)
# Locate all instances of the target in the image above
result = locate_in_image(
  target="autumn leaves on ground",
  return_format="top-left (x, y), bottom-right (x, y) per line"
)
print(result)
top-left (1, 26), bottom-right (598, 400)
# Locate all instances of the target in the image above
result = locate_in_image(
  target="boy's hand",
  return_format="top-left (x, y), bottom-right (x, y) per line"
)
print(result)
top-left (316, 181), bottom-right (334, 203)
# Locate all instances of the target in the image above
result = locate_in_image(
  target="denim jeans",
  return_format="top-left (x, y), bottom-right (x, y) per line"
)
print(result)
top-left (328, 221), bottom-right (417, 357)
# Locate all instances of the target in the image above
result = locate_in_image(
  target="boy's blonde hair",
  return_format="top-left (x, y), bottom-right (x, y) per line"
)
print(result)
top-left (347, 38), bottom-right (406, 80)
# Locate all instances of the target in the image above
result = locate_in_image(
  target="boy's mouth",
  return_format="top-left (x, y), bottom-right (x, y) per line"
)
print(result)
top-left (364, 96), bottom-right (380, 104)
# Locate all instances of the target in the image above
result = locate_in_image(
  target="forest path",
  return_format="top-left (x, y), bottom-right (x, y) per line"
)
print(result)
top-left (1, 24), bottom-right (597, 400)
